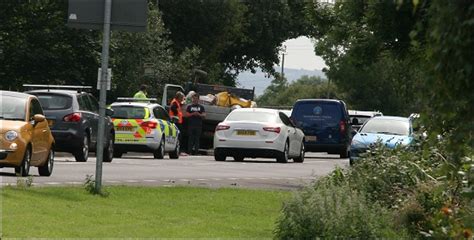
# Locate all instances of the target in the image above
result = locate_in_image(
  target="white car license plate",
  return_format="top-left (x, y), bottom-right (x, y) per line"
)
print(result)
top-left (236, 130), bottom-right (256, 136)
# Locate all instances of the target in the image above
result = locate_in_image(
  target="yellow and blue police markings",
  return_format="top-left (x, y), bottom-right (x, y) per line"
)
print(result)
top-left (112, 107), bottom-right (178, 147)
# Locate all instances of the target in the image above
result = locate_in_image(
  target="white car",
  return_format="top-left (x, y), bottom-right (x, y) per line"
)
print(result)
top-left (213, 108), bottom-right (305, 163)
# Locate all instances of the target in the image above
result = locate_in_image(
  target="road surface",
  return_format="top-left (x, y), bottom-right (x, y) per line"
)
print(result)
top-left (1, 152), bottom-right (348, 190)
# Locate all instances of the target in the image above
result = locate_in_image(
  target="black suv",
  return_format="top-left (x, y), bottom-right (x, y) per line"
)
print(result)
top-left (291, 99), bottom-right (351, 158)
top-left (26, 86), bottom-right (115, 162)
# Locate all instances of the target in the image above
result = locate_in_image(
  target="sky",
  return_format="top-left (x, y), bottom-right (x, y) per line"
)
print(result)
top-left (279, 36), bottom-right (327, 71)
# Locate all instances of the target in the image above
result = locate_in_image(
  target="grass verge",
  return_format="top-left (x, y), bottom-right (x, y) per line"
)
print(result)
top-left (2, 186), bottom-right (290, 238)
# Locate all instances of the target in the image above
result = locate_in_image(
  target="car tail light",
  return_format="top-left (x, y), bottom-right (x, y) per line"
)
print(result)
top-left (339, 120), bottom-right (346, 134)
top-left (63, 112), bottom-right (82, 122)
top-left (263, 127), bottom-right (281, 134)
top-left (141, 121), bottom-right (157, 129)
top-left (216, 124), bottom-right (230, 131)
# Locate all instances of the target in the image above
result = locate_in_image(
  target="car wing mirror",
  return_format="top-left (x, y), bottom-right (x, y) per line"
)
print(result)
top-left (106, 108), bottom-right (114, 117)
top-left (33, 114), bottom-right (46, 123)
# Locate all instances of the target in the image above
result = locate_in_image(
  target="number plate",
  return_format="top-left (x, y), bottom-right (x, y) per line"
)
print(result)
top-left (236, 130), bottom-right (256, 136)
top-left (306, 136), bottom-right (317, 142)
top-left (116, 126), bottom-right (134, 131)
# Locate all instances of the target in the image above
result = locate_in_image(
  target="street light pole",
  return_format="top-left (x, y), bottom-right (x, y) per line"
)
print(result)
top-left (281, 45), bottom-right (287, 79)
top-left (95, 0), bottom-right (112, 192)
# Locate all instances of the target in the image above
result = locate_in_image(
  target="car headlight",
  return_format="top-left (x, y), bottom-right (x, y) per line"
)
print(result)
top-left (351, 139), bottom-right (366, 148)
top-left (5, 130), bottom-right (18, 141)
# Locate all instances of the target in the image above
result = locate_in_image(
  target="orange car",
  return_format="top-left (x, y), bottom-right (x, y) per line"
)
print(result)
top-left (0, 91), bottom-right (55, 176)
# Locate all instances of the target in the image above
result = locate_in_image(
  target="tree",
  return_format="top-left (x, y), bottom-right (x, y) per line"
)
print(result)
top-left (0, 0), bottom-right (99, 90)
top-left (257, 75), bottom-right (340, 107)
top-left (158, 0), bottom-right (309, 85)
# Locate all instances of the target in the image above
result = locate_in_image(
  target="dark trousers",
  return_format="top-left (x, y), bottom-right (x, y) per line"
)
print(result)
top-left (188, 127), bottom-right (202, 154)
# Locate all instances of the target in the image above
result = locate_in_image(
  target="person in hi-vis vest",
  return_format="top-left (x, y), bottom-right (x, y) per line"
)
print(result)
top-left (169, 91), bottom-right (185, 154)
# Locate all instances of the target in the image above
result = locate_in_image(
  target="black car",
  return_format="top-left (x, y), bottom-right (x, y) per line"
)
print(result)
top-left (291, 99), bottom-right (351, 158)
top-left (26, 86), bottom-right (115, 162)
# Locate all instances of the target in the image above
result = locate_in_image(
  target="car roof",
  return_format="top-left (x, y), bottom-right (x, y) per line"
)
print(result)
top-left (349, 110), bottom-right (382, 116)
top-left (27, 89), bottom-right (83, 96)
top-left (110, 101), bottom-right (163, 108)
top-left (231, 108), bottom-right (281, 114)
top-left (0, 90), bottom-right (33, 99)
top-left (295, 99), bottom-right (343, 103)
top-left (371, 116), bottom-right (409, 122)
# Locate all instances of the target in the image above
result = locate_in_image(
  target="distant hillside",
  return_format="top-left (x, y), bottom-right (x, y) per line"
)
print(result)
top-left (237, 67), bottom-right (326, 96)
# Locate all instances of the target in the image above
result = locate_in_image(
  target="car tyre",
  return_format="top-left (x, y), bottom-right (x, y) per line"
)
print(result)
top-left (293, 142), bottom-right (305, 163)
top-left (233, 156), bottom-right (244, 162)
top-left (339, 146), bottom-right (349, 158)
top-left (38, 148), bottom-right (54, 176)
top-left (153, 137), bottom-right (165, 159)
top-left (103, 135), bottom-right (114, 163)
top-left (214, 151), bottom-right (226, 161)
top-left (74, 134), bottom-right (89, 162)
top-left (277, 141), bottom-right (289, 163)
top-left (15, 147), bottom-right (31, 176)
top-left (113, 150), bottom-right (123, 158)
top-left (169, 138), bottom-right (180, 159)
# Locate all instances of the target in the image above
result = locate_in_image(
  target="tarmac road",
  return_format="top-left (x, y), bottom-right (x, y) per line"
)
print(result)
top-left (0, 152), bottom-right (348, 190)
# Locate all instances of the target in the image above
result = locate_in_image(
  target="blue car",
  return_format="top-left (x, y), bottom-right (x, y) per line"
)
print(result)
top-left (349, 116), bottom-right (413, 165)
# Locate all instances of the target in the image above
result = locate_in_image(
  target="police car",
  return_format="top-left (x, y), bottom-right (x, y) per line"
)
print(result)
top-left (110, 98), bottom-right (180, 159)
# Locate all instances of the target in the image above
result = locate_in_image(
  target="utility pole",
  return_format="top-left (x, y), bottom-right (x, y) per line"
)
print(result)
top-left (95, 0), bottom-right (112, 193)
top-left (281, 45), bottom-right (287, 79)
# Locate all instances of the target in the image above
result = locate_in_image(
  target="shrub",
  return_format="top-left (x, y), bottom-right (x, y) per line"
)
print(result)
top-left (274, 181), bottom-right (407, 239)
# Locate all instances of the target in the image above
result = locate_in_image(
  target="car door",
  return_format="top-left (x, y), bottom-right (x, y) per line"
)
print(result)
top-left (78, 94), bottom-right (98, 148)
top-left (29, 98), bottom-right (49, 163)
top-left (86, 94), bottom-right (104, 145)
top-left (279, 112), bottom-right (298, 156)
top-left (153, 106), bottom-right (177, 151)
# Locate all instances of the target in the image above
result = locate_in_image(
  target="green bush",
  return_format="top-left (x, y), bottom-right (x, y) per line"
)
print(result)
top-left (274, 181), bottom-right (407, 239)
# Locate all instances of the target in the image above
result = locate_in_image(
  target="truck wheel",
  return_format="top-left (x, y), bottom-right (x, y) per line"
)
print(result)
top-left (15, 147), bottom-right (31, 176)
top-left (38, 148), bottom-right (54, 176)
top-left (154, 137), bottom-right (165, 159)
top-left (169, 138), bottom-right (180, 159)
top-left (233, 156), bottom-right (244, 162)
top-left (74, 134), bottom-right (89, 162)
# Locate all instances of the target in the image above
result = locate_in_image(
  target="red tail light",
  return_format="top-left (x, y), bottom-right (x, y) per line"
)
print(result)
top-left (263, 127), bottom-right (281, 134)
top-left (216, 124), bottom-right (230, 131)
top-left (63, 112), bottom-right (82, 122)
top-left (339, 120), bottom-right (346, 134)
top-left (141, 121), bottom-right (157, 129)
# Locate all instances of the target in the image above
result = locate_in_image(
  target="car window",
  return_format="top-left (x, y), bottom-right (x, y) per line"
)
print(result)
top-left (153, 107), bottom-right (169, 121)
top-left (226, 111), bottom-right (277, 123)
top-left (29, 98), bottom-right (44, 119)
top-left (111, 106), bottom-right (147, 119)
top-left (360, 118), bottom-right (410, 136)
top-left (0, 95), bottom-right (26, 120)
top-left (292, 102), bottom-right (342, 127)
top-left (36, 94), bottom-right (72, 110)
top-left (77, 95), bottom-right (91, 111)
top-left (87, 95), bottom-right (99, 113)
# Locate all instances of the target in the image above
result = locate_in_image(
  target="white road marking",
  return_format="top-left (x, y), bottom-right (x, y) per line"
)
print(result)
top-left (44, 182), bottom-right (60, 185)
top-left (259, 178), bottom-right (269, 180)
top-left (143, 180), bottom-right (157, 182)
top-left (180, 179), bottom-right (190, 182)
top-left (196, 179), bottom-right (208, 181)
top-left (212, 178), bottom-right (221, 181)
top-left (106, 180), bottom-right (120, 183)
top-left (125, 180), bottom-right (139, 183)
top-left (227, 178), bottom-right (238, 180)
